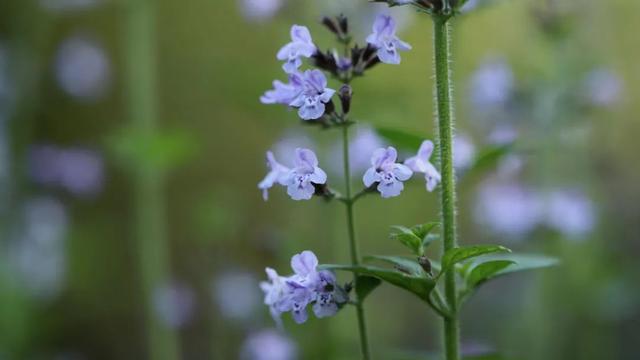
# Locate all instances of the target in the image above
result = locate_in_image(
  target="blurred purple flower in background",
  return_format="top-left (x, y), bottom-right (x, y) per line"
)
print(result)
top-left (453, 134), bottom-right (476, 170)
top-left (273, 130), bottom-right (315, 166)
top-left (277, 25), bottom-right (316, 74)
top-left (29, 145), bottom-right (104, 197)
top-left (213, 271), bottom-right (262, 322)
top-left (40, 0), bottom-right (102, 13)
top-left (404, 141), bottom-right (440, 192)
top-left (583, 68), bottom-right (622, 107)
top-left (54, 35), bottom-right (111, 101)
top-left (474, 180), bottom-right (543, 238)
top-left (153, 281), bottom-right (196, 329)
top-left (545, 189), bottom-right (595, 238)
top-left (329, 125), bottom-right (385, 176)
top-left (366, 14), bottom-right (411, 65)
top-left (364, 146), bottom-right (413, 198)
top-left (240, 329), bottom-right (298, 360)
top-left (488, 124), bottom-right (519, 145)
top-left (9, 197), bottom-right (68, 299)
top-left (239, 0), bottom-right (284, 22)
top-left (468, 57), bottom-right (514, 111)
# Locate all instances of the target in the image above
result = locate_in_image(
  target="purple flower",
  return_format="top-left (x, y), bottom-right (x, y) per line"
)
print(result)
top-left (260, 250), bottom-right (341, 325)
top-left (277, 25), bottom-right (316, 73)
top-left (545, 190), bottom-right (595, 238)
top-left (289, 70), bottom-right (335, 120)
top-left (474, 180), bottom-right (543, 239)
top-left (363, 147), bottom-right (413, 198)
top-left (583, 68), bottom-right (622, 107)
top-left (260, 71), bottom-right (303, 105)
top-left (258, 151), bottom-right (290, 201)
top-left (284, 148), bottom-right (327, 200)
top-left (468, 58), bottom-right (513, 110)
top-left (240, 329), bottom-right (297, 360)
top-left (366, 14), bottom-right (411, 65)
top-left (404, 140), bottom-right (441, 192)
top-left (28, 145), bottom-right (104, 197)
top-left (153, 282), bottom-right (196, 329)
top-left (239, 0), bottom-right (283, 22)
top-left (454, 134), bottom-right (476, 170)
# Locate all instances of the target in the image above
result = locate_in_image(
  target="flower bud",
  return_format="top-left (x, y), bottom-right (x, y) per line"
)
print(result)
top-left (418, 256), bottom-right (432, 275)
top-left (321, 15), bottom-right (350, 42)
top-left (338, 85), bottom-right (353, 114)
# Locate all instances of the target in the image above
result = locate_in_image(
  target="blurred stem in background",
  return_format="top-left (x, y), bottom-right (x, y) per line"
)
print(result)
top-left (341, 124), bottom-right (372, 359)
top-left (123, 0), bottom-right (180, 359)
top-left (433, 14), bottom-right (460, 360)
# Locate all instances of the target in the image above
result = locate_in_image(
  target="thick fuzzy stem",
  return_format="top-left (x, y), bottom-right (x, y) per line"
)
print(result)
top-left (433, 15), bottom-right (460, 360)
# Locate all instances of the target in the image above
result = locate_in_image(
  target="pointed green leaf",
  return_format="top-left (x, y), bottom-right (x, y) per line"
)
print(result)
top-left (477, 254), bottom-right (559, 276)
top-left (423, 234), bottom-right (440, 249)
top-left (355, 276), bottom-right (381, 302)
top-left (441, 245), bottom-right (511, 273)
top-left (364, 255), bottom-right (427, 277)
top-left (376, 127), bottom-right (428, 153)
top-left (390, 225), bottom-right (423, 256)
top-left (466, 260), bottom-right (516, 288)
top-left (322, 264), bottom-right (436, 303)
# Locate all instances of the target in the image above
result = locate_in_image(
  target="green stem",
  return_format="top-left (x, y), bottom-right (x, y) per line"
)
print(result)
top-left (124, 1), bottom-right (180, 359)
top-left (342, 124), bottom-right (372, 360)
top-left (433, 15), bottom-right (460, 360)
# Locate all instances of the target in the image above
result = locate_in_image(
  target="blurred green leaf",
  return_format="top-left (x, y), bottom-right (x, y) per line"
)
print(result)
top-left (390, 225), bottom-right (423, 256)
top-left (411, 222), bottom-right (440, 244)
top-left (322, 264), bottom-right (436, 303)
top-left (355, 276), bottom-right (381, 302)
top-left (441, 245), bottom-right (511, 273)
top-left (464, 143), bottom-right (513, 180)
top-left (107, 126), bottom-right (198, 173)
top-left (376, 127), bottom-right (429, 153)
top-left (476, 253), bottom-right (560, 276)
top-left (364, 255), bottom-right (427, 277)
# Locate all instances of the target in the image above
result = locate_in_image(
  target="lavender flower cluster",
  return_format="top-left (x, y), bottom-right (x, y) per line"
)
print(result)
top-left (260, 251), bottom-right (346, 325)
top-left (258, 14), bottom-right (441, 326)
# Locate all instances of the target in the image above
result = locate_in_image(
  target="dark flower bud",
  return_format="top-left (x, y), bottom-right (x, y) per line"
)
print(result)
top-left (321, 16), bottom-right (340, 35)
top-left (338, 14), bottom-right (348, 35)
top-left (418, 256), bottom-right (432, 275)
top-left (311, 50), bottom-right (338, 76)
top-left (338, 85), bottom-right (353, 114)
top-left (324, 99), bottom-right (336, 116)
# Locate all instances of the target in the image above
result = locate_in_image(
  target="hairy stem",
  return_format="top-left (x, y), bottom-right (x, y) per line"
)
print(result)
top-left (342, 124), bottom-right (372, 360)
top-left (124, 1), bottom-right (180, 359)
top-left (433, 15), bottom-right (460, 360)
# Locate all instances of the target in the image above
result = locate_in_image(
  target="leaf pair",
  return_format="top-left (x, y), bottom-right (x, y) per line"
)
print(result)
top-left (389, 222), bottom-right (439, 256)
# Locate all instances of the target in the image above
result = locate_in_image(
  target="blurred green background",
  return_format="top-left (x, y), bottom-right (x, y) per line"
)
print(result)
top-left (0, 0), bottom-right (638, 359)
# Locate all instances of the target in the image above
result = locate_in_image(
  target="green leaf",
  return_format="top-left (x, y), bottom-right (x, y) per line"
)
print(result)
top-left (355, 276), bottom-right (381, 302)
top-left (376, 127), bottom-right (428, 153)
top-left (466, 260), bottom-right (516, 288)
top-left (464, 143), bottom-right (513, 180)
top-left (477, 254), bottom-right (559, 276)
top-left (390, 226), bottom-right (423, 256)
top-left (441, 245), bottom-right (511, 273)
top-left (322, 264), bottom-right (436, 303)
top-left (411, 222), bottom-right (439, 243)
top-left (364, 255), bottom-right (427, 277)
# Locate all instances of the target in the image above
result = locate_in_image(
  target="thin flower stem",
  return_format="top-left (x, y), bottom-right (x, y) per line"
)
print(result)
top-left (433, 15), bottom-right (460, 360)
top-left (342, 124), bottom-right (372, 360)
top-left (124, 1), bottom-right (180, 359)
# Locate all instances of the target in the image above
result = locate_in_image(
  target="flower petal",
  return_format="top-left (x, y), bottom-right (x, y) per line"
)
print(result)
top-left (393, 164), bottom-right (413, 181)
top-left (290, 250), bottom-right (318, 276)
top-left (309, 166), bottom-right (327, 184)
top-left (362, 167), bottom-right (379, 187)
top-left (378, 179), bottom-right (404, 198)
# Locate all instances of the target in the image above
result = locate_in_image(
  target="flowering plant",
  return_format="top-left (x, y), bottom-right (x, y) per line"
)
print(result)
top-left (257, 2), bottom-right (557, 359)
